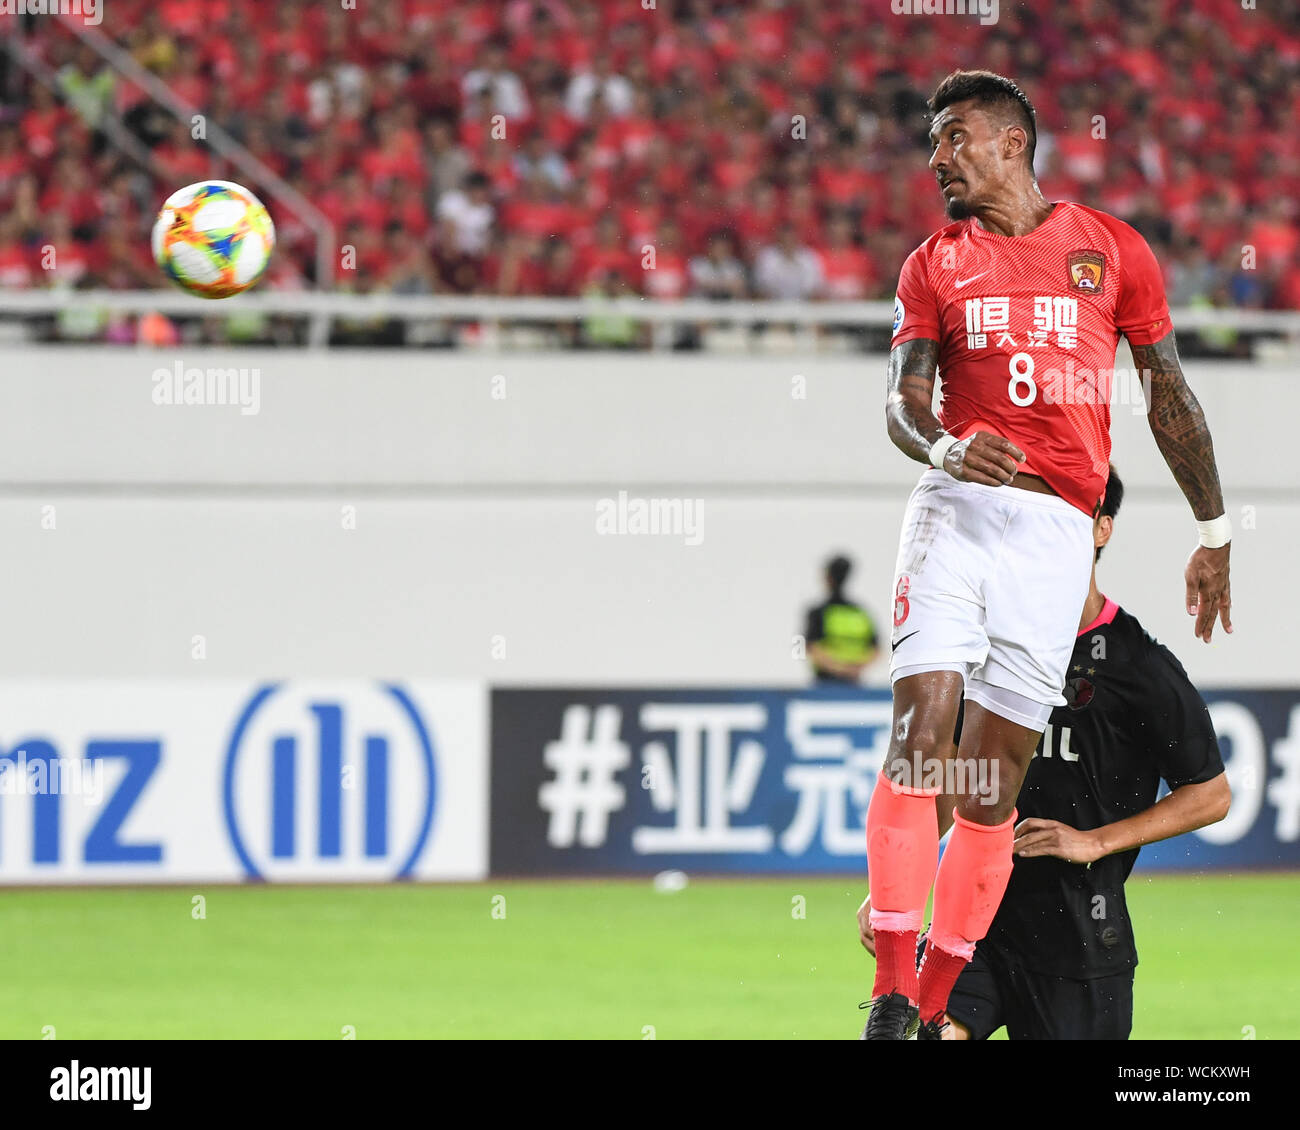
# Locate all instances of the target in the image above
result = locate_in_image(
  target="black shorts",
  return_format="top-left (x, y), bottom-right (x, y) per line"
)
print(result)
top-left (945, 940), bottom-right (1134, 1040)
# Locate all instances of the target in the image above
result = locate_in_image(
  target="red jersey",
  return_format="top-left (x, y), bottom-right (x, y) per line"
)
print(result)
top-left (891, 201), bottom-right (1171, 515)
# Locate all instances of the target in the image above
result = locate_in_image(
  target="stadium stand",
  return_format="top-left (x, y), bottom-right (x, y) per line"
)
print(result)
top-left (0, 0), bottom-right (1296, 329)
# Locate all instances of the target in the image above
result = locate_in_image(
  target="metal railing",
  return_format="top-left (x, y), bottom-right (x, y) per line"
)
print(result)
top-left (0, 290), bottom-right (1296, 352)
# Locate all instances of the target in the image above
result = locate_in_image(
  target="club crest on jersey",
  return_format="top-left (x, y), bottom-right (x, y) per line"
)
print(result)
top-left (1067, 250), bottom-right (1106, 295)
top-left (1063, 675), bottom-right (1095, 710)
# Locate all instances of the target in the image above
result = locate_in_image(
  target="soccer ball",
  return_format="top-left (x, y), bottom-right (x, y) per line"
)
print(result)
top-left (151, 180), bottom-right (275, 298)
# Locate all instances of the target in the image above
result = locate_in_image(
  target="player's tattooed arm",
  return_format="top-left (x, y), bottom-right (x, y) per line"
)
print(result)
top-left (885, 338), bottom-right (1022, 485)
top-left (1133, 330), bottom-right (1225, 521)
top-left (1133, 329), bottom-right (1232, 643)
top-left (884, 338), bottom-right (945, 461)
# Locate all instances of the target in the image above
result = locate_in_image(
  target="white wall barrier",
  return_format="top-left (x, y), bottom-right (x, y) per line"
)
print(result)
top-left (0, 347), bottom-right (1292, 689)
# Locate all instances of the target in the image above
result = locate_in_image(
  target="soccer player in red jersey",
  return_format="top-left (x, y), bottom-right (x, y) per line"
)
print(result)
top-left (861, 71), bottom-right (1233, 1040)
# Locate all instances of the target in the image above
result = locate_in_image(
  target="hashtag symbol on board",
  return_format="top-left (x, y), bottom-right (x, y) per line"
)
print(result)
top-left (538, 705), bottom-right (632, 848)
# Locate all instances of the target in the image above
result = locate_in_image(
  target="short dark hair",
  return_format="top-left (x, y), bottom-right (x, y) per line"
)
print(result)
top-left (1095, 464), bottom-right (1124, 563)
top-left (928, 69), bottom-right (1037, 168)
top-left (826, 555), bottom-right (852, 590)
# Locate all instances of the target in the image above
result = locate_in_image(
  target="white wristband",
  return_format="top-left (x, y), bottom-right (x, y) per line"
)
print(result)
top-left (1196, 514), bottom-right (1232, 549)
top-left (928, 433), bottom-right (959, 470)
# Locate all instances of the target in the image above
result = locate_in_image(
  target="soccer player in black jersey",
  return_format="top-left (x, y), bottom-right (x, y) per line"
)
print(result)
top-left (858, 465), bottom-right (1231, 1039)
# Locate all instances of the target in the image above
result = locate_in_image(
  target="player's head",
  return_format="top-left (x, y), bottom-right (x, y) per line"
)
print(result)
top-left (825, 554), bottom-right (852, 594)
top-left (1094, 465), bottom-right (1124, 563)
top-left (926, 70), bottom-right (1037, 220)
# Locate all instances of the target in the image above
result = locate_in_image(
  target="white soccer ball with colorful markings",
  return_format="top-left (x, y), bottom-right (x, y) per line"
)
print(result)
top-left (152, 180), bottom-right (275, 299)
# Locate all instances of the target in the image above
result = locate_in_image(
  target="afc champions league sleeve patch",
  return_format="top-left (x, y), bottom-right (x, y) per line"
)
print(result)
top-left (892, 295), bottom-right (905, 337)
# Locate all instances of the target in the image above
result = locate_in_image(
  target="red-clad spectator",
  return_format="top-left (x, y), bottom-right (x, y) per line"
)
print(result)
top-left (458, 89), bottom-right (501, 158)
top-left (37, 212), bottom-right (94, 288)
top-left (1159, 153), bottom-right (1211, 228)
top-left (0, 126), bottom-right (30, 199)
top-left (406, 44), bottom-right (462, 120)
top-left (301, 134), bottom-right (352, 194)
top-left (543, 239), bottom-right (582, 296)
top-left (614, 89), bottom-right (658, 166)
top-left (713, 131), bottom-right (763, 194)
top-left (361, 112), bottom-right (426, 192)
top-left (814, 144), bottom-right (876, 212)
top-left (319, 169), bottom-right (390, 233)
top-left (154, 0), bottom-right (231, 37)
top-left (618, 179), bottom-right (666, 251)
top-left (789, 26), bottom-right (833, 88)
top-left (1111, 23), bottom-right (1164, 90)
top-left (574, 215), bottom-right (633, 289)
top-left (501, 175), bottom-right (578, 242)
top-left (20, 85), bottom-right (70, 164)
top-left (784, 183), bottom-right (826, 250)
top-left (495, 232), bottom-right (549, 296)
top-left (742, 0), bottom-right (793, 65)
top-left (732, 180), bottom-right (783, 256)
top-left (568, 140), bottom-right (614, 215)
top-left (432, 217), bottom-right (486, 294)
top-left (640, 220), bottom-right (689, 300)
top-left (1246, 198), bottom-right (1300, 271)
top-left (816, 214), bottom-right (877, 302)
top-left (386, 180), bottom-right (432, 239)
top-left (1054, 106), bottom-right (1108, 185)
top-left (673, 178), bottom-right (728, 251)
top-left (0, 217), bottom-right (34, 289)
top-left (97, 226), bottom-right (158, 290)
top-left (165, 41), bottom-right (210, 110)
top-left (529, 87), bottom-right (583, 154)
top-left (39, 159), bottom-right (102, 231)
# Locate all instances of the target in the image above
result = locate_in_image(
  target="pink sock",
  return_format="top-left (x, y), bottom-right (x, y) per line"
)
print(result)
top-left (919, 808), bottom-right (1016, 1023)
top-left (866, 770), bottom-right (939, 1004)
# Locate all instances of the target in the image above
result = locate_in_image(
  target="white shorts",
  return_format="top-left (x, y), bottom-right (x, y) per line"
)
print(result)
top-left (888, 469), bottom-right (1094, 730)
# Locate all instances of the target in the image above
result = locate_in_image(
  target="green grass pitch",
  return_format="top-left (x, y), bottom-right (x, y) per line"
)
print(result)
top-left (1, 874), bottom-right (1293, 1039)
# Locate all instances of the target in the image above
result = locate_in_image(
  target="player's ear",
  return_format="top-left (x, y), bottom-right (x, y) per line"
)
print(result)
top-left (1003, 125), bottom-right (1026, 162)
top-left (1095, 514), bottom-right (1114, 553)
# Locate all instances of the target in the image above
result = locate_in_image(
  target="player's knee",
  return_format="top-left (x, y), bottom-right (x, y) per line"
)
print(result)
top-left (953, 790), bottom-right (1015, 826)
top-left (886, 723), bottom-right (950, 776)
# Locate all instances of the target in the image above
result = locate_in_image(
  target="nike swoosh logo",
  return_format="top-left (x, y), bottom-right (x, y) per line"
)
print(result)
top-left (892, 630), bottom-right (920, 652)
top-left (954, 273), bottom-right (988, 289)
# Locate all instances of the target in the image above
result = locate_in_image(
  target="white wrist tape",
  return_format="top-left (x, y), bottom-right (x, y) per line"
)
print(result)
top-left (928, 433), bottom-right (959, 469)
top-left (1196, 514), bottom-right (1232, 549)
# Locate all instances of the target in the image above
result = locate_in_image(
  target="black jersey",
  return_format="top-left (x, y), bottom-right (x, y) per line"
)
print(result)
top-left (981, 599), bottom-right (1224, 979)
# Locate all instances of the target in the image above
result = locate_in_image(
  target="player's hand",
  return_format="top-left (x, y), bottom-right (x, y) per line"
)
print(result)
top-left (1012, 818), bottom-right (1104, 864)
top-left (942, 431), bottom-right (1024, 486)
top-left (856, 894), bottom-right (875, 956)
top-left (1185, 543), bottom-right (1231, 644)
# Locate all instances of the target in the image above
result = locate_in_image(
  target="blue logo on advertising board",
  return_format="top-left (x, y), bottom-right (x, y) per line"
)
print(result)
top-left (223, 683), bottom-right (437, 880)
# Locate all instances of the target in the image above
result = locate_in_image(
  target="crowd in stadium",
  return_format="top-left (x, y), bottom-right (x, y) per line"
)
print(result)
top-left (1, 0), bottom-right (1298, 315)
